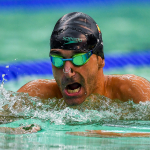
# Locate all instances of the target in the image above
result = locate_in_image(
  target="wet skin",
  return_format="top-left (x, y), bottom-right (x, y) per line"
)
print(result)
top-left (3, 49), bottom-right (150, 136)
top-left (50, 49), bottom-right (105, 106)
top-left (17, 49), bottom-right (150, 104)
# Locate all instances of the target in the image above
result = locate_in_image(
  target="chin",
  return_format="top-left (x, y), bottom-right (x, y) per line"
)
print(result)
top-left (64, 97), bottom-right (85, 106)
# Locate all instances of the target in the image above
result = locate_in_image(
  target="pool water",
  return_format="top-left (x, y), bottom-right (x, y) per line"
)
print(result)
top-left (0, 2), bottom-right (150, 149)
top-left (1, 82), bottom-right (150, 149)
top-left (1, 120), bottom-right (150, 150)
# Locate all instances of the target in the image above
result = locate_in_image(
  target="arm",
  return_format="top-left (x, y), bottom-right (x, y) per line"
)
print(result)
top-left (111, 74), bottom-right (150, 103)
top-left (1, 79), bottom-right (63, 113)
top-left (7, 79), bottom-right (63, 112)
top-left (17, 79), bottom-right (62, 101)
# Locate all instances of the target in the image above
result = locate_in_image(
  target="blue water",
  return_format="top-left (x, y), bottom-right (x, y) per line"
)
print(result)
top-left (0, 1), bottom-right (150, 149)
top-left (0, 0), bottom-right (149, 9)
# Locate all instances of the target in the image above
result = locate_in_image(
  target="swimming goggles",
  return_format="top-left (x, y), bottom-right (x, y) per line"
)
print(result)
top-left (50, 50), bottom-right (93, 68)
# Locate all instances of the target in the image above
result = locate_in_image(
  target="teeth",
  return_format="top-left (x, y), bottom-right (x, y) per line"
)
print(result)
top-left (67, 87), bottom-right (80, 94)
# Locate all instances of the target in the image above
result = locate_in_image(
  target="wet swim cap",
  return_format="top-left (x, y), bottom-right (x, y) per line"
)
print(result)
top-left (50, 12), bottom-right (104, 59)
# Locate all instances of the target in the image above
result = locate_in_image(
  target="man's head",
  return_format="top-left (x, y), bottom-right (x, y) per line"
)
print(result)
top-left (50, 12), bottom-right (104, 58)
top-left (50, 12), bottom-right (105, 105)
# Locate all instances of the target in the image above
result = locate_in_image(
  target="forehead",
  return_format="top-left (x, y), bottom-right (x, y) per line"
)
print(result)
top-left (50, 49), bottom-right (86, 56)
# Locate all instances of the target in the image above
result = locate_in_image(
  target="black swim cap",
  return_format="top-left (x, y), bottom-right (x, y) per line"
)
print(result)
top-left (50, 12), bottom-right (104, 59)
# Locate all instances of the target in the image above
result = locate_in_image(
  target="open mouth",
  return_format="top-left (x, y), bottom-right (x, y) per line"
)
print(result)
top-left (66, 83), bottom-right (81, 94)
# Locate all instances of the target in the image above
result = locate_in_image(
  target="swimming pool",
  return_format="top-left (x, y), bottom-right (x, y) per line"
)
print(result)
top-left (1, 35), bottom-right (150, 150)
top-left (1, 81), bottom-right (150, 149)
top-left (1, 1), bottom-right (150, 149)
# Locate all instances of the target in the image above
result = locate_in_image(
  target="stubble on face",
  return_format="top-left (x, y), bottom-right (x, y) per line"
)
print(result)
top-left (52, 53), bottom-right (100, 106)
top-left (85, 66), bottom-right (98, 96)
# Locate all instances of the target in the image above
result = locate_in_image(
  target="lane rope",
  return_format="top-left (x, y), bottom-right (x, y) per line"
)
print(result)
top-left (0, 50), bottom-right (150, 82)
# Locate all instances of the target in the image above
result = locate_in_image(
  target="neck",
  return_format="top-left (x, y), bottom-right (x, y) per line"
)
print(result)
top-left (93, 68), bottom-right (106, 95)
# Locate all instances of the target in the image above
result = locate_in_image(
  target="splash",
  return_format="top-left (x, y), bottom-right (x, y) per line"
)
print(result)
top-left (1, 74), bottom-right (7, 88)
top-left (0, 85), bottom-right (150, 125)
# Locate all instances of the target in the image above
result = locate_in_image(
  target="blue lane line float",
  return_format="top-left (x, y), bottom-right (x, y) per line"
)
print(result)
top-left (0, 60), bottom-right (53, 82)
top-left (0, 50), bottom-right (150, 82)
top-left (0, 0), bottom-right (149, 8)
top-left (104, 50), bottom-right (150, 69)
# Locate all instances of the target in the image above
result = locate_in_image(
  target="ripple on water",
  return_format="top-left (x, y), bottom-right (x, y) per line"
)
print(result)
top-left (1, 86), bottom-right (150, 126)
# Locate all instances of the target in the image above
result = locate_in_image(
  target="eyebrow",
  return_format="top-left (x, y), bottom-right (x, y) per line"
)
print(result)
top-left (50, 50), bottom-right (86, 57)
top-left (50, 50), bottom-right (62, 56)
top-left (72, 50), bottom-right (83, 54)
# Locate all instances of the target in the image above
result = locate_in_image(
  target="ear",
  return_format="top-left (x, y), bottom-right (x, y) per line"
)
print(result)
top-left (97, 56), bottom-right (105, 69)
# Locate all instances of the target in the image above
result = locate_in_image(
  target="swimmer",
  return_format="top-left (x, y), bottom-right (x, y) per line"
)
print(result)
top-left (1, 12), bottom-right (150, 136)
top-left (18, 12), bottom-right (150, 105)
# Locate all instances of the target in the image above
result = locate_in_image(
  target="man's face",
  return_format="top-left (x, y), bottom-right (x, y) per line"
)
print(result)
top-left (50, 49), bottom-right (101, 106)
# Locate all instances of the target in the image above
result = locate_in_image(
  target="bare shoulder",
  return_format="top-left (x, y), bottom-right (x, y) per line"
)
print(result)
top-left (106, 74), bottom-right (150, 103)
top-left (17, 79), bottom-right (62, 99)
top-left (112, 74), bottom-right (150, 85)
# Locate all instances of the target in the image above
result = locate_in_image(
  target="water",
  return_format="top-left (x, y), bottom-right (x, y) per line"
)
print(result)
top-left (1, 82), bottom-right (150, 149)
top-left (0, 4), bottom-right (150, 63)
top-left (0, 2), bottom-right (150, 149)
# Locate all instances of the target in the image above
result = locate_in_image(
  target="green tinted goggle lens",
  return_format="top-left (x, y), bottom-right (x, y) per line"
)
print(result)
top-left (50, 50), bottom-right (92, 68)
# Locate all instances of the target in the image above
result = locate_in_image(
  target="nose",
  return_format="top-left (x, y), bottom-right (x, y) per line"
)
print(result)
top-left (63, 61), bottom-right (75, 78)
